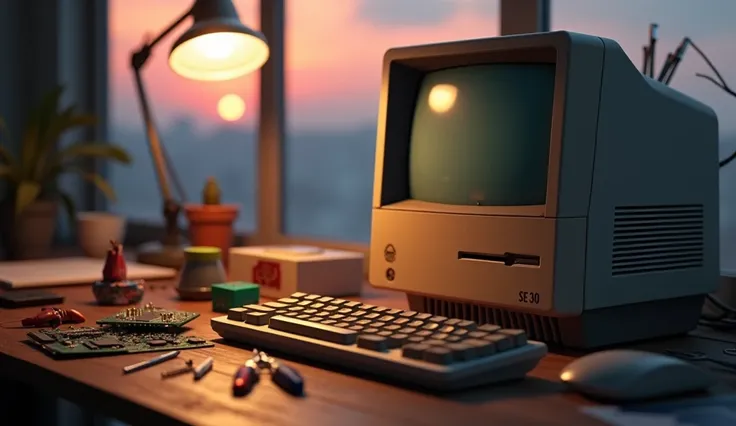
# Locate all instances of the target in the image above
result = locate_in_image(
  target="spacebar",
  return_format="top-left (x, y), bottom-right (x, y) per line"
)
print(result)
top-left (268, 315), bottom-right (358, 345)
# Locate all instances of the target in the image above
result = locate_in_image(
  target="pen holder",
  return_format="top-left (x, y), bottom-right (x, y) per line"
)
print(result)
top-left (176, 246), bottom-right (227, 300)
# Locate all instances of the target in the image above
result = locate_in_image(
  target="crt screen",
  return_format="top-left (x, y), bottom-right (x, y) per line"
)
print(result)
top-left (409, 63), bottom-right (555, 206)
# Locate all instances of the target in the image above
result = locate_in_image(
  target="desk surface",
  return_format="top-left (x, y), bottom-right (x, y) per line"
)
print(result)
top-left (1, 281), bottom-right (736, 426)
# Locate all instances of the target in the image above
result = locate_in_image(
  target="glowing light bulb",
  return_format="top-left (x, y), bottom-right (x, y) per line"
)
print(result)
top-left (193, 33), bottom-right (237, 60)
top-left (217, 94), bottom-right (246, 121)
top-left (428, 84), bottom-right (458, 114)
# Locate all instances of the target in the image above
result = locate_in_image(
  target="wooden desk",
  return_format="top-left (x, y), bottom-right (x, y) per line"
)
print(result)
top-left (1, 281), bottom-right (735, 426)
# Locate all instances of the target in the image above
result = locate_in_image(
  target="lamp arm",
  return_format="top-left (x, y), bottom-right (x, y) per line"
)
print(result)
top-left (129, 8), bottom-right (193, 246)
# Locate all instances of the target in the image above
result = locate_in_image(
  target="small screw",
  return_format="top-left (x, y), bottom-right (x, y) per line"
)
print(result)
top-left (161, 359), bottom-right (194, 378)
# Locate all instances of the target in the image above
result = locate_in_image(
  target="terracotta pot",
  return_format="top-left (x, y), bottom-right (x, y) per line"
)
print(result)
top-left (184, 204), bottom-right (239, 268)
top-left (0, 200), bottom-right (58, 260)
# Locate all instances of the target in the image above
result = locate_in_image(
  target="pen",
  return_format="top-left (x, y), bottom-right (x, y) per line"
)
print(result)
top-left (193, 356), bottom-right (214, 380)
top-left (123, 350), bottom-right (180, 374)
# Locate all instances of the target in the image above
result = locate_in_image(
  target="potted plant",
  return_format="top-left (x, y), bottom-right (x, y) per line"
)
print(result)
top-left (0, 86), bottom-right (132, 259)
top-left (184, 177), bottom-right (239, 269)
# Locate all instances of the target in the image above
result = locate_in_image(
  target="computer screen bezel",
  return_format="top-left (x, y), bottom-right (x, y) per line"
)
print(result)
top-left (373, 32), bottom-right (576, 218)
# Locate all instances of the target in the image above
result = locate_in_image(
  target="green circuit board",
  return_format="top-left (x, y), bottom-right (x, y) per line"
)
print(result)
top-left (28, 326), bottom-right (213, 359)
top-left (96, 304), bottom-right (200, 329)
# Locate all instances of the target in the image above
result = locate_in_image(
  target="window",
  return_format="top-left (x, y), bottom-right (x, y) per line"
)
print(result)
top-left (283, 0), bottom-right (500, 243)
top-left (552, 0), bottom-right (736, 271)
top-left (107, 0), bottom-right (261, 233)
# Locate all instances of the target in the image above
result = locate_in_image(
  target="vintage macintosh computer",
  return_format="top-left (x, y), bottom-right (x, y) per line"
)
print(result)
top-left (369, 30), bottom-right (720, 349)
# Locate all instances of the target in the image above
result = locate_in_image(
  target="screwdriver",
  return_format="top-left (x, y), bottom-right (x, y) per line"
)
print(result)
top-left (232, 359), bottom-right (260, 396)
top-left (270, 362), bottom-right (304, 396)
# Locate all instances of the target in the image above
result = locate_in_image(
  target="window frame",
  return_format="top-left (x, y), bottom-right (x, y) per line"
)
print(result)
top-left (122, 0), bottom-right (550, 267)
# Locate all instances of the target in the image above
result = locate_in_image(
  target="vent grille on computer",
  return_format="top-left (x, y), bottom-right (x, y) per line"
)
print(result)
top-left (612, 204), bottom-right (704, 276)
top-left (418, 296), bottom-right (563, 344)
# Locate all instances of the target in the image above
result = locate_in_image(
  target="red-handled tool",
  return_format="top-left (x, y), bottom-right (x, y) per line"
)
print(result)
top-left (233, 359), bottom-right (260, 396)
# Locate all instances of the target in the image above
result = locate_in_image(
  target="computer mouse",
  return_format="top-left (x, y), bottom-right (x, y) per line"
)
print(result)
top-left (560, 349), bottom-right (716, 401)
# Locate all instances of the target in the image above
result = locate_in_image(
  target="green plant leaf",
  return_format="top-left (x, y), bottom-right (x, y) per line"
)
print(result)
top-left (19, 86), bottom-right (64, 179)
top-left (65, 167), bottom-right (117, 202)
top-left (56, 143), bottom-right (132, 164)
top-left (58, 190), bottom-right (77, 230)
top-left (14, 181), bottom-right (41, 215)
top-left (34, 113), bottom-right (100, 180)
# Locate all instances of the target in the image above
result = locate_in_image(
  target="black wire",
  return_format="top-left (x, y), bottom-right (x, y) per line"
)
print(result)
top-left (683, 40), bottom-right (736, 168)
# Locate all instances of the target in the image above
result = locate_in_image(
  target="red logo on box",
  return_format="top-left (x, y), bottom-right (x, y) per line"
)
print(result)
top-left (252, 261), bottom-right (281, 289)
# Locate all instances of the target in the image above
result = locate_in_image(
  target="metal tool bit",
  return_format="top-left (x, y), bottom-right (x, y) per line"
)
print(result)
top-left (193, 356), bottom-right (214, 380)
top-left (123, 350), bottom-right (180, 374)
top-left (161, 359), bottom-right (194, 378)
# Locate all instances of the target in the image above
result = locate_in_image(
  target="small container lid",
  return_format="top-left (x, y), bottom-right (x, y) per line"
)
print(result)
top-left (184, 246), bottom-right (221, 262)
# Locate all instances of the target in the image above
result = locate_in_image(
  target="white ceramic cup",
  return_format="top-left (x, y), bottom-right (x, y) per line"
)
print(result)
top-left (77, 212), bottom-right (127, 258)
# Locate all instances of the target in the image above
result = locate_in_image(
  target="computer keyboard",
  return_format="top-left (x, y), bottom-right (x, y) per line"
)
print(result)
top-left (211, 292), bottom-right (548, 391)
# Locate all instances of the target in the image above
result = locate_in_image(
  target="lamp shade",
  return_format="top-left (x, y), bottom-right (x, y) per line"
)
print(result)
top-left (168, 0), bottom-right (269, 81)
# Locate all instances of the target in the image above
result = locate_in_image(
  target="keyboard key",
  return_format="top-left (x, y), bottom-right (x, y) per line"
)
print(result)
top-left (288, 306), bottom-right (305, 312)
top-left (244, 304), bottom-right (275, 314)
top-left (498, 329), bottom-right (527, 347)
top-left (387, 333), bottom-right (408, 348)
top-left (402, 343), bottom-right (429, 359)
top-left (284, 312), bottom-right (298, 317)
top-left (263, 302), bottom-right (290, 309)
top-left (344, 301), bottom-right (362, 308)
top-left (431, 333), bottom-right (449, 340)
top-left (352, 310), bottom-right (367, 317)
top-left (356, 319), bottom-right (371, 326)
top-left (414, 313), bottom-right (432, 321)
top-left (464, 339), bottom-right (496, 356)
top-left (370, 322), bottom-right (386, 328)
top-left (349, 325), bottom-right (364, 331)
top-left (290, 292), bottom-right (307, 299)
top-left (452, 329), bottom-right (469, 337)
top-left (303, 309), bottom-right (318, 315)
top-left (407, 336), bottom-right (425, 343)
top-left (400, 311), bottom-right (417, 318)
top-left (422, 323), bottom-right (440, 331)
top-left (338, 308), bottom-right (353, 315)
top-left (316, 311), bottom-right (330, 317)
top-left (373, 307), bottom-right (390, 313)
top-left (484, 334), bottom-right (513, 351)
top-left (308, 317), bottom-right (323, 322)
top-left (298, 300), bottom-right (312, 306)
top-left (445, 335), bottom-right (462, 343)
top-left (322, 320), bottom-right (337, 325)
top-left (269, 315), bottom-right (358, 345)
top-left (324, 306), bottom-right (339, 312)
top-left (415, 330), bottom-right (433, 337)
top-left (360, 304), bottom-right (376, 311)
top-left (363, 328), bottom-right (379, 334)
top-left (297, 314), bottom-right (311, 320)
top-left (378, 315), bottom-right (395, 322)
top-left (228, 307), bottom-right (247, 321)
top-left (275, 309), bottom-right (288, 315)
top-left (310, 303), bottom-right (325, 309)
top-left (429, 316), bottom-right (448, 323)
top-left (246, 312), bottom-right (270, 326)
top-left (399, 327), bottom-right (417, 335)
top-left (377, 330), bottom-right (392, 337)
top-left (334, 322), bottom-right (350, 328)
top-left (393, 318), bottom-right (410, 326)
top-left (457, 320), bottom-right (477, 330)
top-left (278, 298), bottom-right (299, 304)
top-left (468, 331), bottom-right (489, 339)
top-left (387, 309), bottom-right (402, 315)
top-left (343, 317), bottom-right (359, 323)
top-left (439, 325), bottom-right (455, 333)
top-left (423, 347), bottom-right (453, 365)
top-left (364, 313), bottom-right (380, 320)
top-left (444, 319), bottom-right (461, 326)
top-left (446, 343), bottom-right (477, 361)
top-left (384, 325), bottom-right (401, 332)
top-left (425, 339), bottom-right (446, 346)
top-left (358, 334), bottom-right (388, 351)
top-left (318, 297), bottom-right (334, 303)
top-left (304, 294), bottom-right (320, 300)
top-left (328, 314), bottom-right (345, 320)
top-left (407, 320), bottom-right (424, 328)
top-left (478, 324), bottom-right (500, 333)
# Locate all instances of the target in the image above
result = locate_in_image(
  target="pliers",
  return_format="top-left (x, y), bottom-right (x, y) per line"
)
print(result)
top-left (233, 349), bottom-right (304, 397)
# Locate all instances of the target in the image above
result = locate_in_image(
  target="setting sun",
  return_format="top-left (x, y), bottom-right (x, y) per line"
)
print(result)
top-left (217, 94), bottom-right (246, 121)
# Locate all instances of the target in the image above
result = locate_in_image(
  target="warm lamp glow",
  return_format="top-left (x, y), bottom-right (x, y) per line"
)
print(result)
top-left (217, 94), bottom-right (246, 121)
top-left (169, 31), bottom-right (270, 81)
top-left (428, 84), bottom-right (458, 114)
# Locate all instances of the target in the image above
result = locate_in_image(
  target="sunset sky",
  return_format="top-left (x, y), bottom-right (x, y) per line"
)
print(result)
top-left (109, 0), bottom-right (736, 135)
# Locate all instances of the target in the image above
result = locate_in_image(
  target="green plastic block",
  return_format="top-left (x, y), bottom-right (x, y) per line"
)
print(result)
top-left (212, 281), bottom-right (260, 313)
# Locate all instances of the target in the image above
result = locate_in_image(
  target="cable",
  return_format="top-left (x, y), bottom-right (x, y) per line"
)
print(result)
top-left (672, 38), bottom-right (736, 168)
top-left (700, 294), bottom-right (736, 331)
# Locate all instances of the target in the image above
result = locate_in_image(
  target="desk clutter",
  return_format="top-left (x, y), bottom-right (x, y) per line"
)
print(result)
top-left (24, 304), bottom-right (212, 359)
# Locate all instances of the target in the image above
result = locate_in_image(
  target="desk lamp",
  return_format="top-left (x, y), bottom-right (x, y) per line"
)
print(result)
top-left (131, 0), bottom-right (269, 268)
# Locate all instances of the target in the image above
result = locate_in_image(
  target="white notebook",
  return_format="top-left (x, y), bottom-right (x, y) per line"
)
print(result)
top-left (0, 257), bottom-right (177, 289)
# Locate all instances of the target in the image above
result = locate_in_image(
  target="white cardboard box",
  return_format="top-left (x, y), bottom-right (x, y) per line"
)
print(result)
top-left (228, 245), bottom-right (364, 299)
